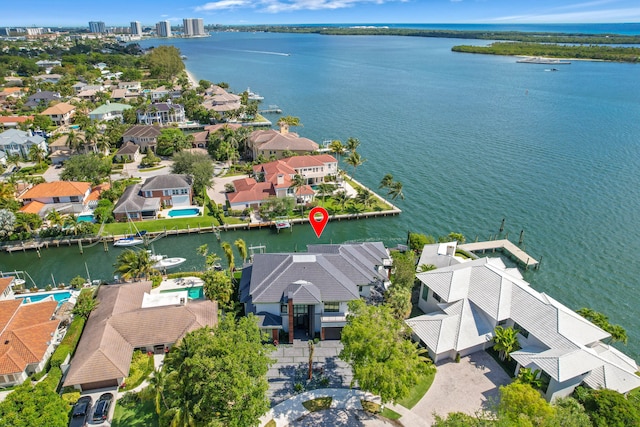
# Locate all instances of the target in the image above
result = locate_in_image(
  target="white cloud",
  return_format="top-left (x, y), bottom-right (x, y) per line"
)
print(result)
top-left (195, 0), bottom-right (254, 11)
top-left (491, 7), bottom-right (640, 23)
top-left (195, 0), bottom-right (404, 13)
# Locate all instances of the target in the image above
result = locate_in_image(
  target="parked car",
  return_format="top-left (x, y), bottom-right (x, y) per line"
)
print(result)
top-left (69, 396), bottom-right (92, 427)
top-left (92, 393), bottom-right (113, 422)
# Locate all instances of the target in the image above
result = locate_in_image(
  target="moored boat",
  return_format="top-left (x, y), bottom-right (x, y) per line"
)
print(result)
top-left (114, 237), bottom-right (144, 247)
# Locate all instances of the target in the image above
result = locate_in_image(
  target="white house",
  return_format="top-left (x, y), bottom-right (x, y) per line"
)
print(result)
top-left (88, 102), bottom-right (132, 122)
top-left (0, 129), bottom-right (48, 159)
top-left (407, 246), bottom-right (640, 401)
top-left (240, 242), bottom-right (391, 343)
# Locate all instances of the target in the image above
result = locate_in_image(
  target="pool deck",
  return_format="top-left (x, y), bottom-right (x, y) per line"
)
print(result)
top-left (161, 206), bottom-right (204, 219)
top-left (152, 277), bottom-right (204, 294)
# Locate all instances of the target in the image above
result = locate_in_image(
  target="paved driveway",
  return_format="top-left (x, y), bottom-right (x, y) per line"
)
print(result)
top-left (409, 351), bottom-right (511, 425)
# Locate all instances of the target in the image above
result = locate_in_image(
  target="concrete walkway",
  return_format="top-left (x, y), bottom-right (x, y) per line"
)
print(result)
top-left (259, 388), bottom-right (381, 427)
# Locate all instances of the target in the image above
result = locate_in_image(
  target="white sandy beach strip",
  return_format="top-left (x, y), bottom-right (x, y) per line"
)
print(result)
top-left (185, 68), bottom-right (198, 89)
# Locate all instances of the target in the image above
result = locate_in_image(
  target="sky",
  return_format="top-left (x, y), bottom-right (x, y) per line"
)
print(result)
top-left (2, 0), bottom-right (640, 27)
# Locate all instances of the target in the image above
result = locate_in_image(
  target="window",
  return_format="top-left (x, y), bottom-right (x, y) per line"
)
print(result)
top-left (70, 196), bottom-right (79, 202)
top-left (52, 197), bottom-right (60, 203)
top-left (432, 291), bottom-right (443, 303)
top-left (280, 304), bottom-right (288, 314)
top-left (421, 286), bottom-right (429, 301)
top-left (324, 302), bottom-right (340, 313)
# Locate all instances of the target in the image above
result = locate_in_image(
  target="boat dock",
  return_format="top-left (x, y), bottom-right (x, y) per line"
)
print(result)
top-left (459, 239), bottom-right (539, 269)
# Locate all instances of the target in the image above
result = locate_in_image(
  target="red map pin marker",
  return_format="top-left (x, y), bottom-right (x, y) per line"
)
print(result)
top-left (309, 207), bottom-right (329, 238)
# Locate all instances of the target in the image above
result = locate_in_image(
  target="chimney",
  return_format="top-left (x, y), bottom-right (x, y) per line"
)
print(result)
top-left (276, 174), bottom-right (284, 185)
top-left (279, 121), bottom-right (289, 135)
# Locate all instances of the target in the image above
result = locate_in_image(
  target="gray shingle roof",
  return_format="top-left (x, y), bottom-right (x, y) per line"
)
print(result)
top-left (112, 184), bottom-right (160, 214)
top-left (141, 174), bottom-right (192, 191)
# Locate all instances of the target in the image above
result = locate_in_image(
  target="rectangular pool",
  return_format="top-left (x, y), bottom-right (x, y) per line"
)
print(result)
top-left (160, 286), bottom-right (204, 299)
top-left (16, 290), bottom-right (72, 305)
top-left (77, 214), bottom-right (94, 223)
top-left (167, 208), bottom-right (200, 218)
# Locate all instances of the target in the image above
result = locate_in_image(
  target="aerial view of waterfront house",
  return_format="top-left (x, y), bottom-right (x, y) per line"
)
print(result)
top-left (136, 101), bottom-right (185, 126)
top-left (19, 181), bottom-right (93, 216)
top-left (407, 244), bottom-right (640, 401)
top-left (112, 174), bottom-right (193, 221)
top-left (0, 128), bottom-right (48, 159)
top-left (0, 299), bottom-right (59, 388)
top-left (40, 102), bottom-right (76, 126)
top-left (202, 85), bottom-right (242, 114)
top-left (122, 124), bottom-right (162, 153)
top-left (248, 122), bottom-right (319, 160)
top-left (88, 102), bottom-right (132, 122)
top-left (226, 154), bottom-right (337, 210)
top-left (63, 282), bottom-right (217, 391)
top-left (239, 242), bottom-right (391, 343)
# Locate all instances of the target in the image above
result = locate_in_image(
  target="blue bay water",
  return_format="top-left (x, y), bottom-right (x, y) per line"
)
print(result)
top-left (3, 26), bottom-right (640, 358)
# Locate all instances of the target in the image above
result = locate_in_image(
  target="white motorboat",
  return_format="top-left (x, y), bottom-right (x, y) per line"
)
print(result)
top-left (114, 237), bottom-right (144, 247)
top-left (247, 87), bottom-right (264, 101)
top-left (150, 253), bottom-right (187, 270)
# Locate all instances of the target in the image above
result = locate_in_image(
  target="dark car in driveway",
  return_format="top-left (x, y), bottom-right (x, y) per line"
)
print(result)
top-left (92, 393), bottom-right (113, 422)
top-left (69, 396), bottom-right (92, 427)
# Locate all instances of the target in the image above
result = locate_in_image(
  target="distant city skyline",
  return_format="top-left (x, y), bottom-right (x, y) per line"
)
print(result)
top-left (2, 0), bottom-right (640, 27)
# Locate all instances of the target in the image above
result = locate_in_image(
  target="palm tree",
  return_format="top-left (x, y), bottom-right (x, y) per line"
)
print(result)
top-left (7, 154), bottom-right (21, 169)
top-left (329, 140), bottom-right (345, 166)
top-left (96, 135), bottom-right (111, 154)
top-left (46, 209), bottom-right (64, 228)
top-left (63, 214), bottom-right (78, 235)
top-left (316, 182), bottom-right (335, 204)
top-left (345, 151), bottom-right (365, 179)
top-left (345, 137), bottom-right (360, 153)
top-left (65, 130), bottom-right (82, 153)
top-left (493, 325), bottom-right (520, 361)
top-left (379, 173), bottom-right (394, 190)
top-left (114, 249), bottom-right (156, 281)
top-left (387, 181), bottom-right (405, 201)
top-left (0, 182), bottom-right (15, 201)
top-left (84, 125), bottom-right (100, 154)
top-left (334, 190), bottom-right (350, 211)
top-left (356, 188), bottom-right (376, 208)
top-left (234, 238), bottom-right (247, 265)
top-left (28, 144), bottom-right (45, 164)
top-left (196, 244), bottom-right (221, 270)
top-left (221, 241), bottom-right (234, 273)
top-left (290, 174), bottom-right (306, 216)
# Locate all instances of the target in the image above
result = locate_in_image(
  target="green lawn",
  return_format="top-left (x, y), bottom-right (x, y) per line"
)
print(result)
top-left (361, 400), bottom-right (402, 420)
top-left (101, 210), bottom-right (220, 235)
top-left (302, 397), bottom-right (332, 412)
top-left (396, 369), bottom-right (436, 409)
top-left (112, 399), bottom-right (159, 427)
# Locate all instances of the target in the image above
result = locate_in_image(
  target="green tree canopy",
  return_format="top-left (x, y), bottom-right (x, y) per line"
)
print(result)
top-left (156, 128), bottom-right (190, 156)
top-left (493, 325), bottom-right (520, 361)
top-left (577, 308), bottom-right (628, 344)
top-left (114, 249), bottom-right (156, 281)
top-left (60, 153), bottom-right (111, 185)
top-left (171, 151), bottom-right (214, 195)
top-left (159, 317), bottom-right (272, 427)
top-left (340, 299), bottom-right (432, 403)
top-left (145, 45), bottom-right (185, 80)
top-left (201, 270), bottom-right (234, 310)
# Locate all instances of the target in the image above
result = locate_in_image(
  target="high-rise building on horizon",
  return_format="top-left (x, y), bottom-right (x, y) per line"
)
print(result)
top-left (156, 20), bottom-right (171, 38)
top-left (88, 21), bottom-right (106, 34)
top-left (130, 21), bottom-right (142, 36)
top-left (182, 18), bottom-right (205, 37)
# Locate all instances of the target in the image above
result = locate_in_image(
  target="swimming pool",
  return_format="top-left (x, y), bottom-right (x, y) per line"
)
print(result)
top-left (77, 214), bottom-right (94, 223)
top-left (69, 125), bottom-right (80, 130)
top-left (16, 290), bottom-right (72, 305)
top-left (160, 286), bottom-right (204, 299)
top-left (167, 207), bottom-right (201, 218)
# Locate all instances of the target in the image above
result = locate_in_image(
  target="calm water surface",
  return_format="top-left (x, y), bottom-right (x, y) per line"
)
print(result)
top-left (3, 29), bottom-right (640, 358)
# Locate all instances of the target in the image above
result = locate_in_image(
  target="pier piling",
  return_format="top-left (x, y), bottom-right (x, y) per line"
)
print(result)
top-left (519, 229), bottom-right (525, 245)
top-left (500, 218), bottom-right (505, 233)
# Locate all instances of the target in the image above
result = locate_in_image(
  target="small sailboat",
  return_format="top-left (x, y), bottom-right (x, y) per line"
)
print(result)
top-left (114, 217), bottom-right (146, 247)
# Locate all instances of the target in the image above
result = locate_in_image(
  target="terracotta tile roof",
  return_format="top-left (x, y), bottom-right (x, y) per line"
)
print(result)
top-left (41, 102), bottom-right (76, 116)
top-left (203, 123), bottom-right (242, 133)
top-left (86, 183), bottom-right (110, 202)
top-left (63, 282), bottom-right (218, 388)
top-left (1, 88), bottom-right (23, 95)
top-left (296, 185), bottom-right (315, 196)
top-left (0, 116), bottom-right (33, 124)
top-left (0, 300), bottom-right (59, 376)
top-left (20, 181), bottom-right (91, 200)
top-left (227, 181), bottom-right (275, 204)
top-left (19, 201), bottom-right (46, 214)
top-left (0, 278), bottom-right (13, 296)
top-left (250, 129), bottom-right (318, 152)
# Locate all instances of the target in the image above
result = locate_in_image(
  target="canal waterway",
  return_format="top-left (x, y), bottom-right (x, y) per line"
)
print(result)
top-left (2, 28), bottom-right (640, 358)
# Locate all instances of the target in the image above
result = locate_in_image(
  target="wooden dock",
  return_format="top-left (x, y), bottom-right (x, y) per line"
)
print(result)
top-left (459, 239), bottom-right (539, 269)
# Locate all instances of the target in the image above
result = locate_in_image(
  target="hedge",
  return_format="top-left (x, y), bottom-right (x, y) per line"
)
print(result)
top-left (50, 316), bottom-right (86, 368)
